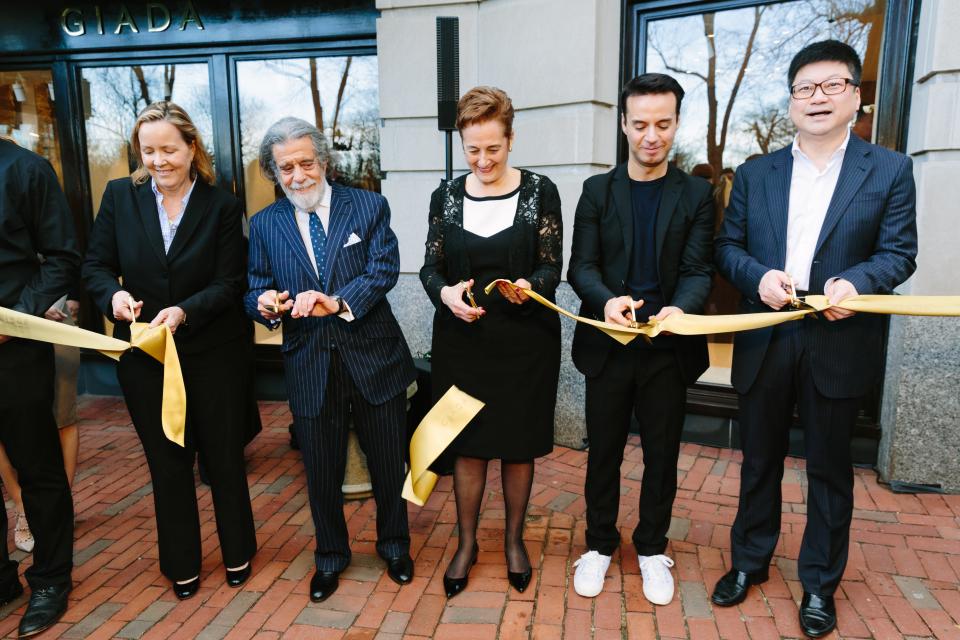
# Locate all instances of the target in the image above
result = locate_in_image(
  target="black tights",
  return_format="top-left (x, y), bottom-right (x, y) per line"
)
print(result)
top-left (445, 456), bottom-right (534, 579)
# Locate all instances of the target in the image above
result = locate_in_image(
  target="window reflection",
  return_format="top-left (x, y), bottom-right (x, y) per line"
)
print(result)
top-left (81, 63), bottom-right (213, 216)
top-left (644, 0), bottom-right (886, 386)
top-left (0, 69), bottom-right (63, 184)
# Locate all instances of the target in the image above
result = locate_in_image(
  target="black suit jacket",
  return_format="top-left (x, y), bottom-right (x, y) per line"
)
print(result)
top-left (715, 134), bottom-right (918, 398)
top-left (568, 163), bottom-right (714, 384)
top-left (83, 178), bottom-right (249, 355)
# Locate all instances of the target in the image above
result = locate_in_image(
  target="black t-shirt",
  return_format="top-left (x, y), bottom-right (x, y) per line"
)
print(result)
top-left (626, 175), bottom-right (666, 320)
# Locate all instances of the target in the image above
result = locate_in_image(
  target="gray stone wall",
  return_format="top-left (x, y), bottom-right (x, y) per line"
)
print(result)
top-left (878, 0), bottom-right (960, 492)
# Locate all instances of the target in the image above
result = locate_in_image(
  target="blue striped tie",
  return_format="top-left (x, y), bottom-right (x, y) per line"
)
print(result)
top-left (308, 211), bottom-right (327, 287)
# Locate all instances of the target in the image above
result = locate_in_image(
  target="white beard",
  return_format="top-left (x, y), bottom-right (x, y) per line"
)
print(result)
top-left (281, 178), bottom-right (324, 212)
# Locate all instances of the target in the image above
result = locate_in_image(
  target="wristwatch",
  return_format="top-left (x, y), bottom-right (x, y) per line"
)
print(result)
top-left (330, 295), bottom-right (345, 314)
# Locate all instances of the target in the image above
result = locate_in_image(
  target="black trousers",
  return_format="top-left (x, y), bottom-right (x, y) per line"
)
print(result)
top-left (584, 347), bottom-right (687, 556)
top-left (118, 339), bottom-right (257, 582)
top-left (732, 321), bottom-right (860, 596)
top-left (0, 340), bottom-right (73, 589)
top-left (294, 350), bottom-right (409, 572)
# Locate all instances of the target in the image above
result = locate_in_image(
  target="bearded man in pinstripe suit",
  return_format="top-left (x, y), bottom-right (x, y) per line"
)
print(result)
top-left (245, 117), bottom-right (416, 603)
top-left (712, 42), bottom-right (917, 637)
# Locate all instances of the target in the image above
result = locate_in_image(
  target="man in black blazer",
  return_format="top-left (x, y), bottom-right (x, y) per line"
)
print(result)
top-left (0, 139), bottom-right (78, 636)
top-left (712, 41), bottom-right (917, 638)
top-left (568, 74), bottom-right (714, 605)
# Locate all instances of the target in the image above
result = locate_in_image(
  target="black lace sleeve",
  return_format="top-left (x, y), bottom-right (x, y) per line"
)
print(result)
top-left (527, 178), bottom-right (563, 300)
top-left (419, 185), bottom-right (448, 309)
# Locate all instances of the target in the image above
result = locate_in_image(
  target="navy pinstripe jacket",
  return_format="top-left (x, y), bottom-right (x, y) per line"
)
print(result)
top-left (244, 184), bottom-right (416, 418)
top-left (715, 134), bottom-right (918, 398)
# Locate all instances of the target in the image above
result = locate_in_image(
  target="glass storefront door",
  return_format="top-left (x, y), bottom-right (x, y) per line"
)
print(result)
top-left (0, 68), bottom-right (63, 184)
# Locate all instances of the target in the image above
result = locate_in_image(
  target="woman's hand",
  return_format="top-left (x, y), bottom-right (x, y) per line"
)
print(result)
top-left (149, 306), bottom-right (187, 334)
top-left (496, 278), bottom-right (531, 305)
top-left (112, 290), bottom-right (143, 322)
top-left (440, 279), bottom-right (485, 323)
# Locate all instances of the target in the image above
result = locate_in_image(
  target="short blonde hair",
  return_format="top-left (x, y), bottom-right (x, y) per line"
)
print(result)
top-left (456, 86), bottom-right (514, 139)
top-left (130, 101), bottom-right (215, 186)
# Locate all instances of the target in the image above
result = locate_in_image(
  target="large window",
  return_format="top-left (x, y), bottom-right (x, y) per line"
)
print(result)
top-left (636, 0), bottom-right (887, 386)
top-left (0, 69), bottom-right (63, 183)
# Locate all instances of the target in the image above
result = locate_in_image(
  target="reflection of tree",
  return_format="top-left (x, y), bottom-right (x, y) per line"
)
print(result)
top-left (743, 100), bottom-right (795, 154)
top-left (652, 7), bottom-right (765, 174)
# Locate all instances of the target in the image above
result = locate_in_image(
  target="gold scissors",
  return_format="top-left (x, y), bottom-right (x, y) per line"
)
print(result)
top-left (460, 281), bottom-right (478, 309)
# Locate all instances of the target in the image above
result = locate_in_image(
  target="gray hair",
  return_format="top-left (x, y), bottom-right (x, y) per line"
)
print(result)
top-left (258, 116), bottom-right (333, 183)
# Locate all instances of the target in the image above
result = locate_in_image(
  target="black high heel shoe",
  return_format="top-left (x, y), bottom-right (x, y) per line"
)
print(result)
top-left (226, 563), bottom-right (252, 588)
top-left (173, 577), bottom-right (200, 600)
top-left (506, 544), bottom-right (533, 593)
top-left (443, 543), bottom-right (479, 599)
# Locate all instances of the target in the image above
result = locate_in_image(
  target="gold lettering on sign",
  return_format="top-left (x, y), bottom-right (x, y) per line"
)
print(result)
top-left (61, 8), bottom-right (85, 36)
top-left (178, 0), bottom-right (204, 31)
top-left (114, 4), bottom-right (140, 34)
top-left (146, 3), bottom-right (171, 32)
top-left (95, 5), bottom-right (104, 35)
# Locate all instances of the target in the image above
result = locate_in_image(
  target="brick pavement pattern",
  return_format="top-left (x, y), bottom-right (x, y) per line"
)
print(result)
top-left (2, 396), bottom-right (959, 639)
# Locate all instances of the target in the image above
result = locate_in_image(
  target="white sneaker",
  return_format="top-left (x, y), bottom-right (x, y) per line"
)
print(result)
top-left (638, 554), bottom-right (675, 605)
top-left (573, 550), bottom-right (611, 597)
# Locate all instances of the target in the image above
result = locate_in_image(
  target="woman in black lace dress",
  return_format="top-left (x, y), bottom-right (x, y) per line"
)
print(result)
top-left (420, 86), bottom-right (562, 598)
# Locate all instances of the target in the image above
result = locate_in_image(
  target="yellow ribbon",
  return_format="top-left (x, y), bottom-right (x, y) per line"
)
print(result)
top-left (483, 280), bottom-right (960, 345)
top-left (402, 385), bottom-right (484, 506)
top-left (0, 307), bottom-right (187, 447)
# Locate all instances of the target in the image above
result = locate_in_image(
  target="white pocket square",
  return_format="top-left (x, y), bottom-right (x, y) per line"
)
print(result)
top-left (343, 232), bottom-right (362, 247)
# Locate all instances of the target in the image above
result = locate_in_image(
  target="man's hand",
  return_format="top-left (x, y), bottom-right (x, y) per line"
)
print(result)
top-left (604, 296), bottom-right (644, 327)
top-left (257, 290), bottom-right (293, 321)
top-left (823, 278), bottom-right (858, 322)
top-left (291, 290), bottom-right (340, 318)
top-left (66, 299), bottom-right (80, 322)
top-left (45, 304), bottom-right (67, 322)
top-left (440, 279), bottom-right (485, 323)
top-left (149, 306), bottom-right (187, 334)
top-left (758, 270), bottom-right (794, 310)
top-left (495, 278), bottom-right (532, 305)
top-left (112, 290), bottom-right (143, 322)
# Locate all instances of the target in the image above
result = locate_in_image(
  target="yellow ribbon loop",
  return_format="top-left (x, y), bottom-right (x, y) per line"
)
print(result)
top-left (402, 385), bottom-right (484, 506)
top-left (483, 280), bottom-right (960, 344)
top-left (0, 307), bottom-right (187, 447)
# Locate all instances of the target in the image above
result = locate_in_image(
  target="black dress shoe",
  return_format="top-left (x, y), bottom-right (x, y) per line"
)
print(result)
top-left (288, 424), bottom-right (299, 451)
top-left (18, 584), bottom-right (70, 638)
top-left (0, 579), bottom-right (23, 606)
top-left (711, 567), bottom-right (769, 607)
top-left (172, 577), bottom-right (200, 600)
top-left (310, 570), bottom-right (339, 603)
top-left (385, 554), bottom-right (414, 585)
top-left (226, 563), bottom-right (252, 588)
top-left (799, 592), bottom-right (836, 638)
top-left (443, 544), bottom-right (479, 599)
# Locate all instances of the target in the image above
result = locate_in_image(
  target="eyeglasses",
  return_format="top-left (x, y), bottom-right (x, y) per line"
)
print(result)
top-left (277, 158), bottom-right (319, 176)
top-left (790, 78), bottom-right (858, 100)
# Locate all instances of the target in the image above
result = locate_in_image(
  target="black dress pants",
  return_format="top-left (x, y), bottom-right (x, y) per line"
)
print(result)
top-left (294, 350), bottom-right (409, 572)
top-left (584, 347), bottom-right (687, 556)
top-left (0, 340), bottom-right (73, 589)
top-left (732, 321), bottom-right (860, 596)
top-left (118, 338), bottom-right (257, 582)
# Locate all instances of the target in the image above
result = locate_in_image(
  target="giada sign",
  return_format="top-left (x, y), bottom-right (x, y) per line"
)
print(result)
top-left (60, 2), bottom-right (204, 36)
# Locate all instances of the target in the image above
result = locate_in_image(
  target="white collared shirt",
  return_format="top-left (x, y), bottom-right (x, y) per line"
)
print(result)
top-left (291, 178), bottom-right (353, 321)
top-left (152, 178), bottom-right (197, 253)
top-left (785, 130), bottom-right (850, 291)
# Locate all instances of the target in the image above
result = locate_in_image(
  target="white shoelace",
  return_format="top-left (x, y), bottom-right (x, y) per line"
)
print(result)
top-left (639, 554), bottom-right (675, 581)
top-left (574, 550), bottom-right (609, 582)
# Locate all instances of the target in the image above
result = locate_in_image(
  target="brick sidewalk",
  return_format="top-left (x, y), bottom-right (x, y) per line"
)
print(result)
top-left (2, 396), bottom-right (959, 639)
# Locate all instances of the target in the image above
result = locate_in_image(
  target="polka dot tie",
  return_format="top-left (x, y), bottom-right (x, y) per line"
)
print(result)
top-left (308, 211), bottom-right (327, 287)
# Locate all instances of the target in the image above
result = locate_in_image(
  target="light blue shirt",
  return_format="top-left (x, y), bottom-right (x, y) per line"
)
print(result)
top-left (152, 178), bottom-right (197, 253)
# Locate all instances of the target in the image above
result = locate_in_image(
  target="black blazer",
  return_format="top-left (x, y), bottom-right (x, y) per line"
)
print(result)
top-left (568, 163), bottom-right (714, 384)
top-left (420, 169), bottom-right (563, 311)
top-left (83, 177), bottom-right (249, 355)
